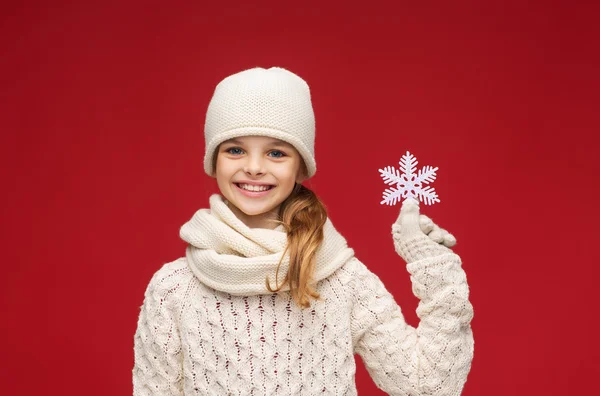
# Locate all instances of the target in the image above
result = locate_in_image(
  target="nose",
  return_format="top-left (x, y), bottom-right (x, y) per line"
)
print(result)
top-left (243, 153), bottom-right (265, 176)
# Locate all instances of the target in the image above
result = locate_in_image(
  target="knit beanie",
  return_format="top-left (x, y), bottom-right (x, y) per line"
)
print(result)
top-left (203, 66), bottom-right (316, 179)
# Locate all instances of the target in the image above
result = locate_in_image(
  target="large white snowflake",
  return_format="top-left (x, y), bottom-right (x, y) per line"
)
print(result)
top-left (379, 151), bottom-right (440, 206)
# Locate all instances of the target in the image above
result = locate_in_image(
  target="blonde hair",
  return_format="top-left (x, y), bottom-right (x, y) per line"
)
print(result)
top-left (212, 150), bottom-right (327, 308)
top-left (266, 181), bottom-right (327, 308)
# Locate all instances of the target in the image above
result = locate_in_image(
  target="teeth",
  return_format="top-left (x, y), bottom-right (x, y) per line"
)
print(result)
top-left (238, 184), bottom-right (271, 192)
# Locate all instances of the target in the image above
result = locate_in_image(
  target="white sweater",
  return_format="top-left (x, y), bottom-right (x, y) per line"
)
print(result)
top-left (132, 195), bottom-right (474, 395)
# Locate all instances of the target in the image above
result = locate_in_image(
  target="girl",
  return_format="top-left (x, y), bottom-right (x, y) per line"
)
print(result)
top-left (132, 67), bottom-right (474, 395)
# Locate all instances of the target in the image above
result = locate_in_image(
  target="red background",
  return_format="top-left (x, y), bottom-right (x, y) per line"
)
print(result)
top-left (2, 1), bottom-right (599, 394)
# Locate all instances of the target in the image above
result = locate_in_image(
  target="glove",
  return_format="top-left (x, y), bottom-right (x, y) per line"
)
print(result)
top-left (392, 197), bottom-right (457, 263)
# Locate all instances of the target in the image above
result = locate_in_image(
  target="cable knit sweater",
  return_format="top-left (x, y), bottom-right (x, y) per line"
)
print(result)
top-left (132, 195), bottom-right (474, 395)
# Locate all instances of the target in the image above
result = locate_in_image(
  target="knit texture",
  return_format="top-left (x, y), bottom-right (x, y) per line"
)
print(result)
top-left (179, 195), bottom-right (355, 296)
top-left (133, 196), bottom-right (474, 395)
top-left (203, 67), bottom-right (316, 178)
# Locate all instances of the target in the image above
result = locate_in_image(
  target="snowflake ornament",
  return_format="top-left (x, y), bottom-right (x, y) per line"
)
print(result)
top-left (379, 151), bottom-right (440, 206)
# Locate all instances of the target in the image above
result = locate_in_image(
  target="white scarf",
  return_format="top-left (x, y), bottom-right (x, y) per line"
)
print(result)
top-left (180, 194), bottom-right (355, 296)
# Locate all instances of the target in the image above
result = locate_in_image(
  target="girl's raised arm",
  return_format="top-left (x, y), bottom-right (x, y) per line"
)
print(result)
top-left (349, 200), bottom-right (474, 395)
top-left (133, 262), bottom-right (186, 395)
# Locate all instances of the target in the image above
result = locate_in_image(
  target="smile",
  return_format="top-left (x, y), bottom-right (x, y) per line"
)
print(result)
top-left (235, 183), bottom-right (274, 192)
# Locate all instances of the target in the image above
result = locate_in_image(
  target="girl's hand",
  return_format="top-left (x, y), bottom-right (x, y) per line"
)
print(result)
top-left (418, 213), bottom-right (456, 248)
top-left (394, 198), bottom-right (457, 248)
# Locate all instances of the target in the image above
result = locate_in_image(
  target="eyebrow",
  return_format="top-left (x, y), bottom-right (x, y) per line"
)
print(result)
top-left (223, 138), bottom-right (291, 148)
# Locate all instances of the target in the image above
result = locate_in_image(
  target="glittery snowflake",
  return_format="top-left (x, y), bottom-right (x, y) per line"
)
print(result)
top-left (379, 151), bottom-right (440, 206)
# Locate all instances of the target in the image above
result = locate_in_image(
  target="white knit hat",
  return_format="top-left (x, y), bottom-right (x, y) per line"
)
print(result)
top-left (203, 67), bottom-right (316, 178)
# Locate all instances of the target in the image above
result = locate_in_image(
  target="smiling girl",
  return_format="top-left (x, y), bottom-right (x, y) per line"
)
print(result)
top-left (214, 136), bottom-right (307, 229)
top-left (132, 67), bottom-right (474, 395)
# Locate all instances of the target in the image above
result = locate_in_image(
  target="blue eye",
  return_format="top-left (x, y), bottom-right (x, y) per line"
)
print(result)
top-left (226, 147), bottom-right (243, 155)
top-left (269, 150), bottom-right (286, 158)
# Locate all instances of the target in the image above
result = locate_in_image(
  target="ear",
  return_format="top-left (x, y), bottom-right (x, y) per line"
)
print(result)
top-left (210, 147), bottom-right (221, 178)
top-left (295, 169), bottom-right (308, 184)
top-left (295, 160), bottom-right (309, 184)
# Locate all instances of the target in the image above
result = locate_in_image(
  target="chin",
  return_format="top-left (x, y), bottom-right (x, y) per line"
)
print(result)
top-left (237, 203), bottom-right (277, 217)
top-left (224, 194), bottom-right (271, 215)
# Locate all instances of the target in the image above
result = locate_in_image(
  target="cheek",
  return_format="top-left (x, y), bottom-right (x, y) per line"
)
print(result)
top-left (215, 157), bottom-right (234, 176)
top-left (215, 168), bottom-right (234, 188)
top-left (272, 164), bottom-right (300, 183)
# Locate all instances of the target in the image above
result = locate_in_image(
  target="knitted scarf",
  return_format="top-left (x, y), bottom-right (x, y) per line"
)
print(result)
top-left (179, 194), bottom-right (355, 296)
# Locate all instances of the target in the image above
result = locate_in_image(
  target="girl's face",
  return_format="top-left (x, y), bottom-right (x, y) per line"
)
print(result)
top-left (215, 135), bottom-right (306, 229)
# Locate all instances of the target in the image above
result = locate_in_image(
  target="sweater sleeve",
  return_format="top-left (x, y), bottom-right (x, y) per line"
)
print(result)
top-left (133, 261), bottom-right (186, 395)
top-left (349, 233), bottom-right (474, 396)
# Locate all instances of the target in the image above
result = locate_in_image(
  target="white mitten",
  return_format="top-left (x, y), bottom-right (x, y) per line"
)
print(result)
top-left (392, 197), bottom-right (456, 263)
top-left (419, 214), bottom-right (457, 248)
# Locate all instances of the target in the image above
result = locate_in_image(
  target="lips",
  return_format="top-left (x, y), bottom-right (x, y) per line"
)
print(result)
top-left (234, 183), bottom-right (274, 192)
